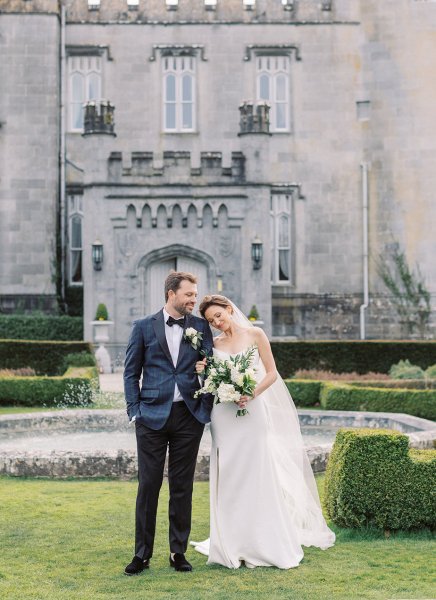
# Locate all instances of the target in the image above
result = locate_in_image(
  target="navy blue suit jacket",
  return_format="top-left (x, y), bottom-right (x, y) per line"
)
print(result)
top-left (124, 309), bottom-right (214, 430)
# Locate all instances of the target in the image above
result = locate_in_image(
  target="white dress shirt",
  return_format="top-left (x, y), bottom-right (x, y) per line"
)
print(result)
top-left (163, 307), bottom-right (184, 402)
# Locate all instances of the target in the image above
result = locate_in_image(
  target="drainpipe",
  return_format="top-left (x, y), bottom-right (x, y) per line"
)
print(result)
top-left (59, 1), bottom-right (66, 304)
top-left (359, 162), bottom-right (369, 339)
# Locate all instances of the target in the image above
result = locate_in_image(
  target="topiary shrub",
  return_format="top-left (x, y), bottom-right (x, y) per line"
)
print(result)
top-left (324, 428), bottom-right (436, 530)
top-left (319, 382), bottom-right (436, 420)
top-left (389, 359), bottom-right (425, 380)
top-left (284, 380), bottom-right (321, 407)
top-left (95, 303), bottom-right (109, 321)
top-left (425, 364), bottom-right (436, 380)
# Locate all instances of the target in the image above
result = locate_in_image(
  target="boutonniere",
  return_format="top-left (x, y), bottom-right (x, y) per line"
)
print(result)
top-left (184, 327), bottom-right (203, 350)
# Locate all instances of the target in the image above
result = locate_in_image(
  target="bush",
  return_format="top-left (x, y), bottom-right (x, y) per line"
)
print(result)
top-left (324, 428), bottom-right (436, 530)
top-left (294, 369), bottom-right (391, 381)
top-left (0, 366), bottom-right (99, 407)
top-left (425, 364), bottom-right (436, 379)
top-left (0, 340), bottom-right (93, 376)
top-left (0, 315), bottom-right (83, 341)
top-left (320, 382), bottom-right (436, 420)
top-left (95, 303), bottom-right (109, 321)
top-left (389, 359), bottom-right (425, 380)
top-left (270, 341), bottom-right (436, 378)
top-left (62, 352), bottom-right (96, 372)
top-left (284, 379), bottom-right (321, 407)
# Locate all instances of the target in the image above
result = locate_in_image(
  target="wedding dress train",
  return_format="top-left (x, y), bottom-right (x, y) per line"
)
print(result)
top-left (191, 346), bottom-right (335, 569)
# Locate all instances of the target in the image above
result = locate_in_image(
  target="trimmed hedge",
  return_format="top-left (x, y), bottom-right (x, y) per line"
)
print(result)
top-left (320, 382), bottom-right (436, 420)
top-left (324, 428), bottom-right (436, 530)
top-left (0, 315), bottom-right (83, 341)
top-left (285, 379), bottom-right (321, 407)
top-left (0, 366), bottom-right (99, 407)
top-left (0, 340), bottom-right (93, 375)
top-left (271, 341), bottom-right (436, 377)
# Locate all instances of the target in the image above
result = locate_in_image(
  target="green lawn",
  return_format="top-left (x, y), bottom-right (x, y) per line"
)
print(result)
top-left (0, 476), bottom-right (434, 600)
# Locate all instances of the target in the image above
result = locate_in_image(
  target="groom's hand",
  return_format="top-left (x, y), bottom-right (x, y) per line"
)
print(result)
top-left (195, 358), bottom-right (207, 374)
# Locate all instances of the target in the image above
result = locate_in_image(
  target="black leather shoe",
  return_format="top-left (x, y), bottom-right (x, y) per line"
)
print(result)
top-left (124, 556), bottom-right (150, 576)
top-left (169, 553), bottom-right (192, 572)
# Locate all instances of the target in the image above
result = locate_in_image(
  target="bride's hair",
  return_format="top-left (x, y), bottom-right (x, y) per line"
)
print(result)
top-left (198, 294), bottom-right (233, 318)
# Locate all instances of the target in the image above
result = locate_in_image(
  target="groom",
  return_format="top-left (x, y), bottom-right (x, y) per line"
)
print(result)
top-left (123, 271), bottom-right (213, 575)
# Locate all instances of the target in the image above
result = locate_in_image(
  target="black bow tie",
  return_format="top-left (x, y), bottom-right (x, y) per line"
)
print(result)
top-left (166, 316), bottom-right (185, 328)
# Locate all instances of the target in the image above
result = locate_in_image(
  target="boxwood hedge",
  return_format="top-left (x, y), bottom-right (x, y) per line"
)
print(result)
top-left (324, 428), bottom-right (436, 530)
top-left (0, 366), bottom-right (99, 407)
top-left (320, 382), bottom-right (436, 420)
top-left (0, 340), bottom-right (93, 375)
top-left (285, 379), bottom-right (321, 407)
top-left (271, 341), bottom-right (436, 378)
top-left (0, 315), bottom-right (83, 341)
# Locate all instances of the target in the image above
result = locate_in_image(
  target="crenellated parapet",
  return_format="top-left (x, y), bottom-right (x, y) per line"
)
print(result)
top-left (108, 151), bottom-right (245, 183)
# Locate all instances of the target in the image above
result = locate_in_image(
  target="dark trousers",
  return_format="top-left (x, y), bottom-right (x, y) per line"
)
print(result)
top-left (134, 401), bottom-right (205, 559)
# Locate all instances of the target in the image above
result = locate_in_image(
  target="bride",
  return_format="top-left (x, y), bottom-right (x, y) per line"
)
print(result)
top-left (191, 294), bottom-right (335, 569)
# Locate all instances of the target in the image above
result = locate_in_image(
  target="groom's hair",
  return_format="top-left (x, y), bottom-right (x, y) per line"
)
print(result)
top-left (165, 271), bottom-right (197, 301)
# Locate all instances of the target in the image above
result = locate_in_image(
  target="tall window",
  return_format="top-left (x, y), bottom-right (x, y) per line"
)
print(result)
top-left (163, 55), bottom-right (196, 132)
top-left (68, 55), bottom-right (102, 131)
top-left (257, 55), bottom-right (290, 132)
top-left (270, 194), bottom-right (293, 284)
top-left (68, 195), bottom-right (83, 285)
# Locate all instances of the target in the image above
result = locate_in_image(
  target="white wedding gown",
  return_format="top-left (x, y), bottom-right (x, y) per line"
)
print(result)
top-left (191, 346), bottom-right (335, 569)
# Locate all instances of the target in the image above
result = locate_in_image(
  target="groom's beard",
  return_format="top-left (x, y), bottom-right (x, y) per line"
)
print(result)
top-left (173, 301), bottom-right (196, 316)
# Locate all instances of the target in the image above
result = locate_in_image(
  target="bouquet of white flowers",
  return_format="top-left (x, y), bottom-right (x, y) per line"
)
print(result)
top-left (195, 345), bottom-right (257, 417)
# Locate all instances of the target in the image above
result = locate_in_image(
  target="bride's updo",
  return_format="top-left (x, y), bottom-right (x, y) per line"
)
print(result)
top-left (199, 294), bottom-right (233, 318)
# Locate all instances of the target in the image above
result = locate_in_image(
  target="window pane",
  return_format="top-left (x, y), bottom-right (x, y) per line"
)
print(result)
top-left (72, 103), bottom-right (83, 130)
top-left (276, 103), bottom-right (286, 129)
top-left (165, 103), bottom-right (176, 129)
top-left (166, 74), bottom-right (176, 102)
top-left (71, 251), bottom-right (82, 283)
top-left (87, 73), bottom-right (100, 100)
top-left (278, 215), bottom-right (289, 246)
top-left (276, 74), bottom-right (287, 101)
top-left (71, 216), bottom-right (82, 248)
top-left (278, 250), bottom-right (290, 281)
top-left (182, 74), bottom-right (192, 101)
top-left (182, 103), bottom-right (192, 129)
top-left (259, 74), bottom-right (270, 101)
top-left (72, 73), bottom-right (84, 102)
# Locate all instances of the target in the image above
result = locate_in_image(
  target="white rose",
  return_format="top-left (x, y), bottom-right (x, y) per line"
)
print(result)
top-left (245, 368), bottom-right (256, 380)
top-left (208, 367), bottom-right (217, 377)
top-left (217, 382), bottom-right (241, 404)
top-left (191, 335), bottom-right (198, 345)
top-left (230, 366), bottom-right (244, 387)
top-left (185, 327), bottom-right (197, 337)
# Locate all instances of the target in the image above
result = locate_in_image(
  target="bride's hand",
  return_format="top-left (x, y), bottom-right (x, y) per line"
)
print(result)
top-left (195, 358), bottom-right (207, 374)
top-left (236, 394), bottom-right (254, 409)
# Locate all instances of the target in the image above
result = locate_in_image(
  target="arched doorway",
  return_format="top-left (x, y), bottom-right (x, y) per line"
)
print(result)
top-left (138, 246), bottom-right (215, 315)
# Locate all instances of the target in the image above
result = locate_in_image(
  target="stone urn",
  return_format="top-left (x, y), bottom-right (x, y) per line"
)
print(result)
top-left (91, 320), bottom-right (114, 373)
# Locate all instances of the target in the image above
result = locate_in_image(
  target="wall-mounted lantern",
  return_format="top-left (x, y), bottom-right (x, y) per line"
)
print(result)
top-left (251, 235), bottom-right (263, 270)
top-left (92, 239), bottom-right (103, 271)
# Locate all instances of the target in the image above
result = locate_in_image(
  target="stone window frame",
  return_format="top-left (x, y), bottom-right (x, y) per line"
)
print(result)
top-left (256, 54), bottom-right (291, 133)
top-left (68, 193), bottom-right (84, 286)
top-left (66, 46), bottom-right (111, 133)
top-left (149, 45), bottom-right (207, 134)
top-left (270, 192), bottom-right (295, 286)
top-left (162, 54), bottom-right (196, 133)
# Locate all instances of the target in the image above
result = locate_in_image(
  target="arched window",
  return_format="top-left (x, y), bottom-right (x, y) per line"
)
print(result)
top-left (270, 194), bottom-right (293, 284)
top-left (256, 56), bottom-right (290, 132)
top-left (68, 55), bottom-right (102, 131)
top-left (163, 56), bottom-right (196, 132)
top-left (68, 195), bottom-right (83, 285)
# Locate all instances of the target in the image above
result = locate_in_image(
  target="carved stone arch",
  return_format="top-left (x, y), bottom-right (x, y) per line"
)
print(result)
top-left (126, 204), bottom-right (136, 229)
top-left (203, 203), bottom-right (213, 229)
top-left (218, 203), bottom-right (228, 229)
top-left (157, 204), bottom-right (167, 228)
top-left (187, 203), bottom-right (197, 229)
top-left (137, 244), bottom-right (217, 315)
top-left (172, 204), bottom-right (183, 229)
top-left (142, 204), bottom-right (152, 229)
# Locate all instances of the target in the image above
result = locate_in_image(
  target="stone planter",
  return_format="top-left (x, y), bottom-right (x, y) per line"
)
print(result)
top-left (91, 320), bottom-right (114, 373)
